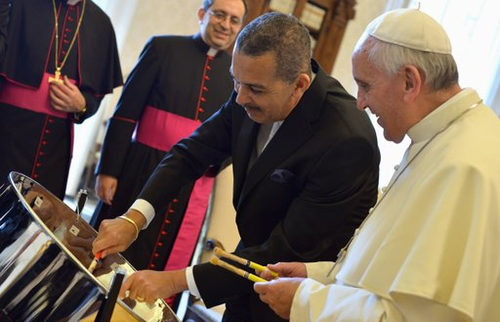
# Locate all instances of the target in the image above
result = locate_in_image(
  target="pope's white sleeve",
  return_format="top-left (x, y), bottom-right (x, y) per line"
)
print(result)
top-left (290, 278), bottom-right (402, 322)
top-left (290, 279), bottom-right (470, 322)
top-left (304, 261), bottom-right (336, 284)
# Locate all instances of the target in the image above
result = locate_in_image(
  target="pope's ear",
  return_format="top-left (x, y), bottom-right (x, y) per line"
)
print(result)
top-left (403, 65), bottom-right (422, 101)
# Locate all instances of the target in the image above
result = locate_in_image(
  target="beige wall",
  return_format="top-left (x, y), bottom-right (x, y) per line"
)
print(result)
top-left (117, 1), bottom-right (201, 78)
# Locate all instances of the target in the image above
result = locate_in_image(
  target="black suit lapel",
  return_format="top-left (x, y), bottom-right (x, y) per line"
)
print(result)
top-left (236, 110), bottom-right (313, 208)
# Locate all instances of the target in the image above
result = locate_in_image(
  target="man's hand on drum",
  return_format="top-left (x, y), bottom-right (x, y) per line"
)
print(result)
top-left (119, 269), bottom-right (188, 303)
top-left (92, 209), bottom-right (146, 258)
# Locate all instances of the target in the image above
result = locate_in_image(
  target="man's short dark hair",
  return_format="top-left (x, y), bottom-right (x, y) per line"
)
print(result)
top-left (203, 0), bottom-right (248, 17)
top-left (234, 12), bottom-right (312, 83)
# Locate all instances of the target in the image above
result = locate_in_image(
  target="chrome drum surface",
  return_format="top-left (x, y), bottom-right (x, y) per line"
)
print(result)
top-left (0, 172), bottom-right (178, 321)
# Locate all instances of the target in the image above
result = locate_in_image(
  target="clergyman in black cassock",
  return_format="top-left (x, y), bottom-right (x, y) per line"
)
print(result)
top-left (0, 0), bottom-right (122, 199)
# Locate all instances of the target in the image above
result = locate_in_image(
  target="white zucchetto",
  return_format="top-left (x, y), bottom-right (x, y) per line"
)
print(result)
top-left (367, 8), bottom-right (452, 54)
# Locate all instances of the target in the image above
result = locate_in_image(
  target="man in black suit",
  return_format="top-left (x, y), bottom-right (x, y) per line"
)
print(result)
top-left (93, 12), bottom-right (380, 321)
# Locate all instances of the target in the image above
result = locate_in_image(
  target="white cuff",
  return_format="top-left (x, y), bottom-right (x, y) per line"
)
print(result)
top-left (186, 266), bottom-right (201, 298)
top-left (130, 199), bottom-right (155, 229)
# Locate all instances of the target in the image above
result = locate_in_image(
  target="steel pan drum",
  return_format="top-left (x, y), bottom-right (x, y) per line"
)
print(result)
top-left (0, 172), bottom-right (179, 321)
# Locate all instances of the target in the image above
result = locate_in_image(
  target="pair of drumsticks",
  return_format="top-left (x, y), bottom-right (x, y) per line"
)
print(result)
top-left (209, 247), bottom-right (278, 283)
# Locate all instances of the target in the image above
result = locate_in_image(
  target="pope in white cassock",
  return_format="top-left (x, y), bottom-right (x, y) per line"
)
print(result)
top-left (254, 8), bottom-right (500, 322)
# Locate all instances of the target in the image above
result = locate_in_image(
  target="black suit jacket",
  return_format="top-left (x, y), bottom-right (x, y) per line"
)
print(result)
top-left (139, 61), bottom-right (380, 321)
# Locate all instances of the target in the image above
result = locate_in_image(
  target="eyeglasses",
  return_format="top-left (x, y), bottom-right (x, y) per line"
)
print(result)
top-left (208, 9), bottom-right (243, 26)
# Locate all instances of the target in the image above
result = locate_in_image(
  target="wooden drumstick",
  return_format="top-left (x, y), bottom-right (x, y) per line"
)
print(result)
top-left (88, 251), bottom-right (102, 273)
top-left (209, 257), bottom-right (266, 283)
top-left (214, 247), bottom-right (279, 278)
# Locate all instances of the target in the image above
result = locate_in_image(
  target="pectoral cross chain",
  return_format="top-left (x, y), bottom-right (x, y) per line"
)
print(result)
top-left (49, 0), bottom-right (86, 84)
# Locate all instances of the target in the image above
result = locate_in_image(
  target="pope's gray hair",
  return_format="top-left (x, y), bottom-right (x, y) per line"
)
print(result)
top-left (355, 35), bottom-right (458, 91)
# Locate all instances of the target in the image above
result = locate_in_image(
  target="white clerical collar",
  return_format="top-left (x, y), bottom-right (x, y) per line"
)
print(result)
top-left (407, 88), bottom-right (481, 144)
top-left (67, 0), bottom-right (82, 5)
top-left (207, 48), bottom-right (218, 57)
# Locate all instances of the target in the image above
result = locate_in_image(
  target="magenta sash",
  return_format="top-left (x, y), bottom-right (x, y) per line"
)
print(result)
top-left (135, 106), bottom-right (201, 152)
top-left (0, 73), bottom-right (75, 119)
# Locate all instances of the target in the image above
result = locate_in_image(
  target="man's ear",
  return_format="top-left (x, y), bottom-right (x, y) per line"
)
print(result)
top-left (197, 7), bottom-right (206, 23)
top-left (294, 73), bottom-right (311, 97)
top-left (403, 65), bottom-right (422, 102)
top-left (289, 73), bottom-right (311, 106)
